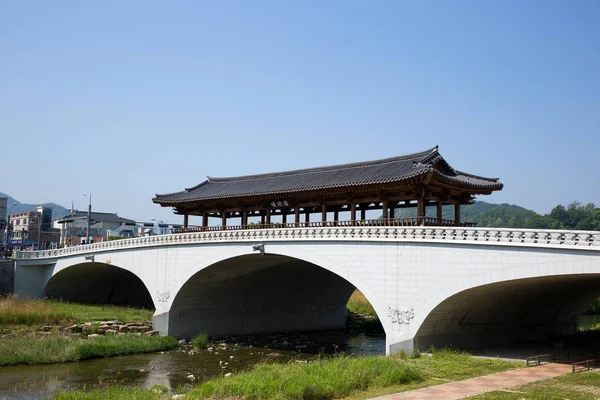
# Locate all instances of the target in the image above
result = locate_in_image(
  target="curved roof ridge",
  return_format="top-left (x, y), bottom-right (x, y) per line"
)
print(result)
top-left (454, 170), bottom-right (501, 182)
top-left (207, 146), bottom-right (439, 183)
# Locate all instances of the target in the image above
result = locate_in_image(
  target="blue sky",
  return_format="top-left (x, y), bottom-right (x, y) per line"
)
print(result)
top-left (1, 1), bottom-right (598, 223)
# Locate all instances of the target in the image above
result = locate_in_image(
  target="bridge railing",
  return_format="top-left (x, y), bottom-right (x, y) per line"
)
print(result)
top-left (15, 226), bottom-right (600, 260)
top-left (172, 218), bottom-right (476, 233)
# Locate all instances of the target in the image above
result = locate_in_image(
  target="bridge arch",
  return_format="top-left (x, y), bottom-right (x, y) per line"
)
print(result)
top-left (45, 262), bottom-right (155, 309)
top-left (166, 252), bottom-right (384, 340)
top-left (415, 273), bottom-right (600, 350)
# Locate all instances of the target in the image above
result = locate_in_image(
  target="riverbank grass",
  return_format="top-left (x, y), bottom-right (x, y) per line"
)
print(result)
top-left (188, 349), bottom-right (522, 400)
top-left (49, 350), bottom-right (523, 400)
top-left (0, 296), bottom-right (153, 328)
top-left (0, 333), bottom-right (178, 366)
top-left (55, 386), bottom-right (171, 400)
top-left (470, 370), bottom-right (600, 399)
top-left (195, 355), bottom-right (422, 399)
top-left (346, 290), bottom-right (376, 317)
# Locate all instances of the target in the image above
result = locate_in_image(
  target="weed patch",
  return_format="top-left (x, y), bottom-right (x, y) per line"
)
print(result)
top-left (0, 296), bottom-right (153, 328)
top-left (190, 355), bottom-right (423, 399)
top-left (0, 333), bottom-right (177, 366)
top-left (191, 332), bottom-right (210, 349)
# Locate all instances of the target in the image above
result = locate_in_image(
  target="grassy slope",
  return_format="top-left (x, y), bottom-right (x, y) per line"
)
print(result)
top-left (471, 370), bottom-right (600, 400)
top-left (345, 350), bottom-right (524, 400)
top-left (55, 386), bottom-right (171, 400)
top-left (0, 334), bottom-right (178, 366)
top-left (346, 290), bottom-right (377, 317)
top-left (53, 351), bottom-right (522, 400)
top-left (0, 296), bottom-right (153, 328)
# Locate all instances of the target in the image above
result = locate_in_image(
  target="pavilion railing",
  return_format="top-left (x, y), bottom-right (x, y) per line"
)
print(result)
top-left (172, 217), bottom-right (476, 234)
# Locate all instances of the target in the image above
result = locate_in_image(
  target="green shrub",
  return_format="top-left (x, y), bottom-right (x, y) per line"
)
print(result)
top-left (191, 332), bottom-right (210, 349)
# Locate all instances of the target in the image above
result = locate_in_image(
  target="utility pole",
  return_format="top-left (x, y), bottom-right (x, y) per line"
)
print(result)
top-left (83, 193), bottom-right (92, 244)
top-left (5, 202), bottom-right (16, 254)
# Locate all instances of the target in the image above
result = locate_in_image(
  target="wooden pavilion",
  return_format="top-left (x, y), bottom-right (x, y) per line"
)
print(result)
top-left (153, 146), bottom-right (503, 231)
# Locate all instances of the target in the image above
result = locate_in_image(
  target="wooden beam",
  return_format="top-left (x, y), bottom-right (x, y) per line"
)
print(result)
top-left (454, 204), bottom-right (461, 226)
top-left (382, 199), bottom-right (389, 219)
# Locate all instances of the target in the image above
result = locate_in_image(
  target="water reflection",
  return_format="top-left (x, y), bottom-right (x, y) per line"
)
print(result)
top-left (0, 332), bottom-right (385, 399)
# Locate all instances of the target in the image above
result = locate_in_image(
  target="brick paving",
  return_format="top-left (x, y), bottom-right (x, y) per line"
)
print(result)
top-left (371, 362), bottom-right (573, 400)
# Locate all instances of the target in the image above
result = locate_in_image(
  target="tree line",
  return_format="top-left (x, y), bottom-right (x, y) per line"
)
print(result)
top-left (395, 201), bottom-right (600, 231)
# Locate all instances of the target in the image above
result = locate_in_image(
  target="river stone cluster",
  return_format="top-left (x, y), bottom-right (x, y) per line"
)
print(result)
top-left (41, 321), bottom-right (159, 337)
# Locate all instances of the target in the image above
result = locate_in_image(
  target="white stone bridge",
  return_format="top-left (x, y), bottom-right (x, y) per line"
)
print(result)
top-left (13, 226), bottom-right (600, 354)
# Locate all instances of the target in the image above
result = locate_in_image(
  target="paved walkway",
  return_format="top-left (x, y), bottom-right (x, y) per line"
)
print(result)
top-left (371, 363), bottom-right (573, 400)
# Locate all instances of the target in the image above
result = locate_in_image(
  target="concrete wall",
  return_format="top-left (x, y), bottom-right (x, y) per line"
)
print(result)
top-left (0, 260), bottom-right (14, 296)
top-left (15, 235), bottom-right (600, 354)
top-left (14, 261), bottom-right (54, 298)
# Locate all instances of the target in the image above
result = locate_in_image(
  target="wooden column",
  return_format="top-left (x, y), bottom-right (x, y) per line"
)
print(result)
top-left (221, 211), bottom-right (227, 228)
top-left (321, 204), bottom-right (327, 223)
top-left (360, 206), bottom-right (366, 221)
top-left (382, 199), bottom-right (389, 221)
top-left (183, 214), bottom-right (189, 228)
top-left (334, 210), bottom-right (339, 226)
top-left (294, 207), bottom-right (300, 225)
top-left (454, 204), bottom-right (461, 226)
top-left (266, 208), bottom-right (271, 224)
top-left (242, 210), bottom-right (248, 226)
top-left (305, 209), bottom-right (310, 223)
top-left (436, 201), bottom-right (443, 225)
top-left (202, 213), bottom-right (208, 228)
top-left (389, 202), bottom-right (396, 223)
top-left (350, 203), bottom-right (356, 224)
top-left (282, 212), bottom-right (287, 224)
top-left (260, 213), bottom-right (265, 224)
top-left (417, 199), bottom-right (425, 226)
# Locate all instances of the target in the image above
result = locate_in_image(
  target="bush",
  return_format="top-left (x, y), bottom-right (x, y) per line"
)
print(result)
top-left (192, 332), bottom-right (210, 349)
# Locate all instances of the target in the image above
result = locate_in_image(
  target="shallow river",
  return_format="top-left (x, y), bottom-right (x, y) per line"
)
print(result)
top-left (0, 332), bottom-right (385, 399)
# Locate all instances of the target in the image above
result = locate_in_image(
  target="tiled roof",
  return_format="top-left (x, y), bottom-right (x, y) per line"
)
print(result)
top-left (153, 147), bottom-right (502, 205)
top-left (56, 211), bottom-right (135, 224)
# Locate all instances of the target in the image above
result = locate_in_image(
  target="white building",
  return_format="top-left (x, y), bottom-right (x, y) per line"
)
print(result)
top-left (54, 211), bottom-right (136, 246)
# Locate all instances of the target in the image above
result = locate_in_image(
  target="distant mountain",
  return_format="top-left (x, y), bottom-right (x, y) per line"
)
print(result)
top-left (0, 192), bottom-right (69, 221)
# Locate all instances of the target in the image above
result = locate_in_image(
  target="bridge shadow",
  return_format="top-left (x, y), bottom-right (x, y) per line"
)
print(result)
top-left (167, 253), bottom-right (380, 340)
top-left (415, 274), bottom-right (600, 354)
top-left (44, 262), bottom-right (154, 309)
